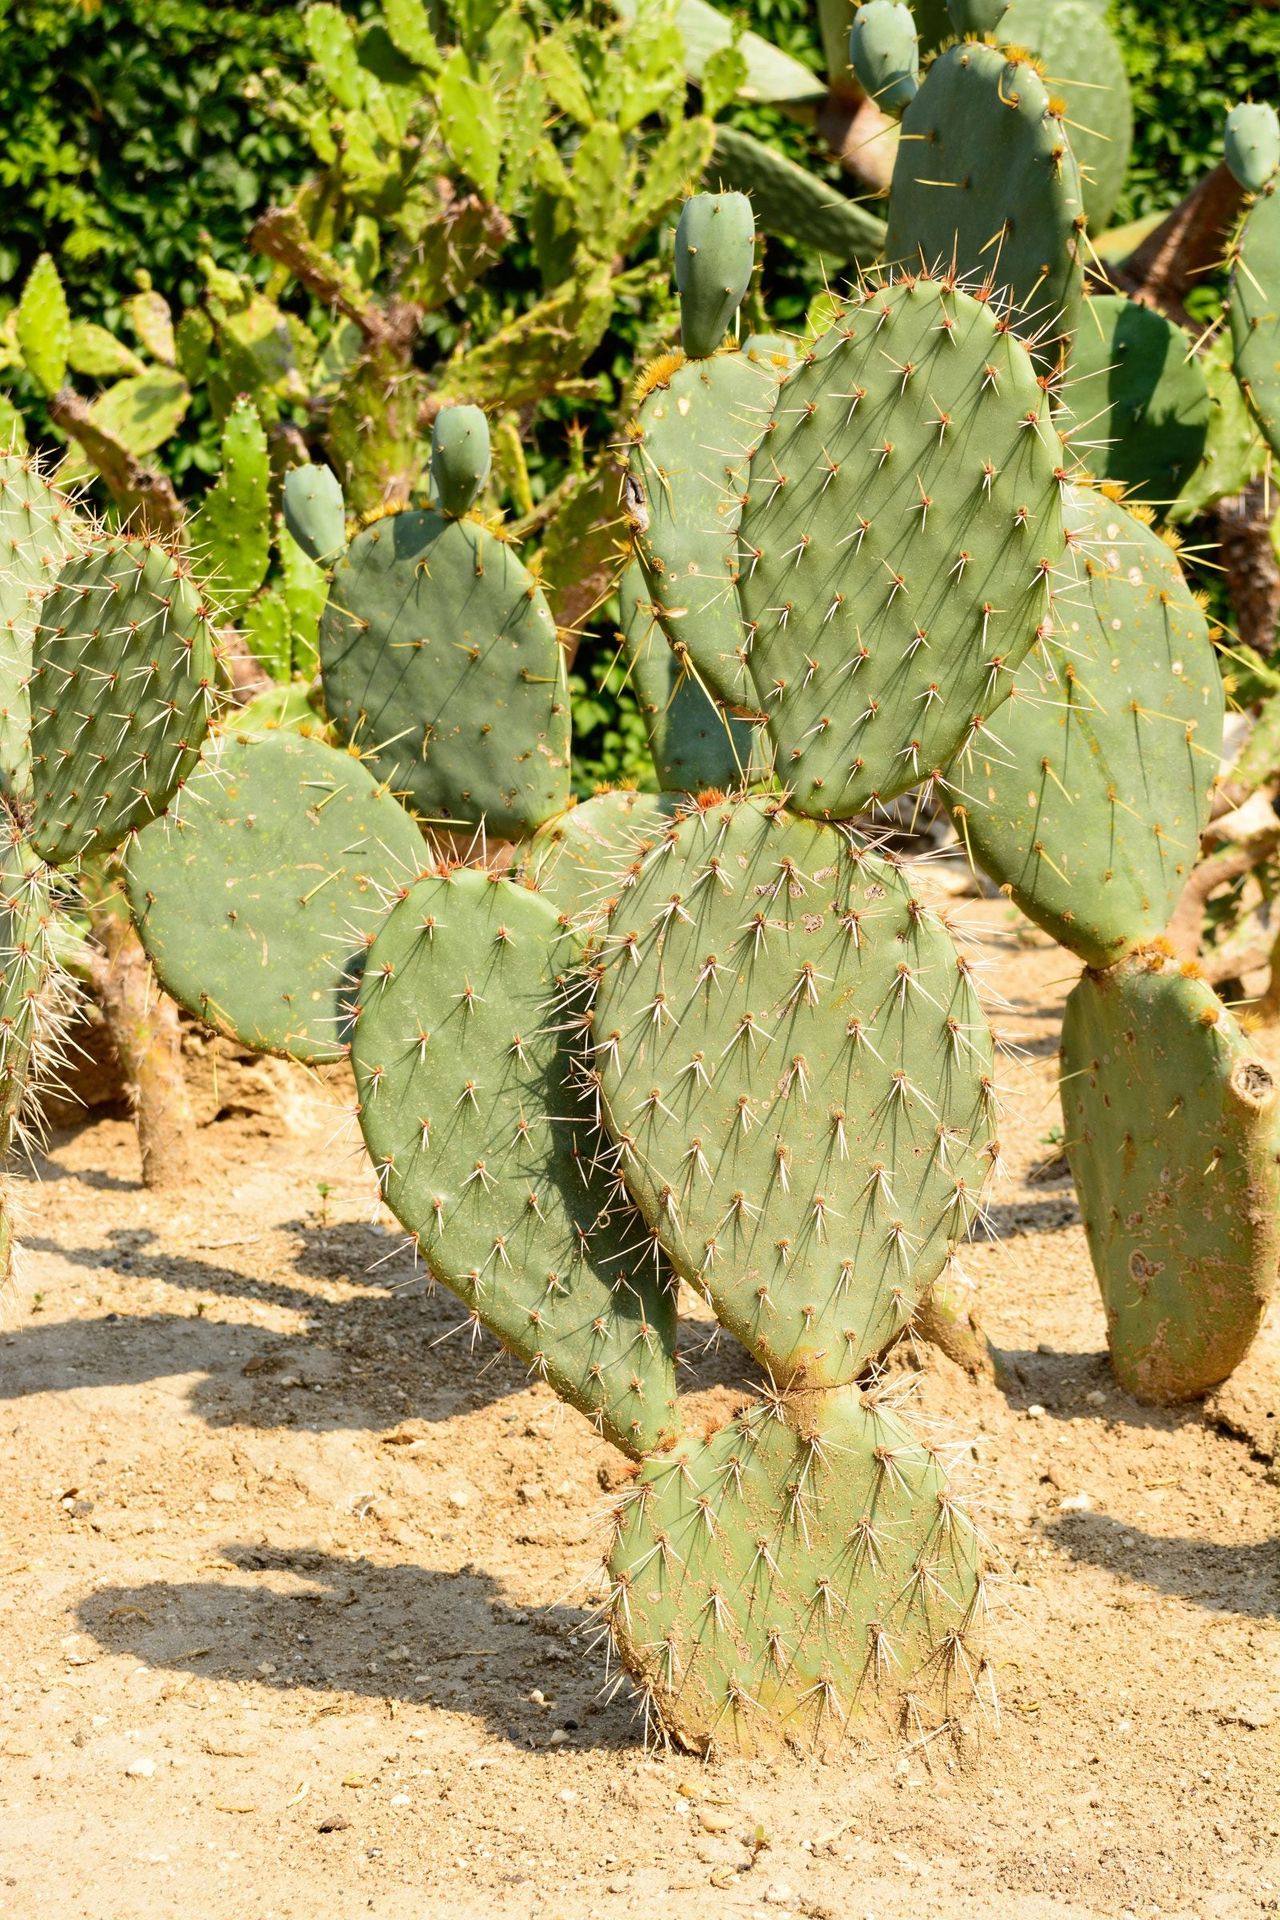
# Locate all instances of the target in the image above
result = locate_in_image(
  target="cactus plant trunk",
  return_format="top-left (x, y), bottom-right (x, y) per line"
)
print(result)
top-left (90, 906), bottom-right (195, 1190)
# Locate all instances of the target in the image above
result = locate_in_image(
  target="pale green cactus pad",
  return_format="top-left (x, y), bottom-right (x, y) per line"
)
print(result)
top-left (1061, 952), bottom-right (1280, 1403)
top-left (1230, 180), bottom-right (1280, 459)
top-left (948, 487), bottom-right (1222, 968)
top-left (0, 802), bottom-right (56, 1155)
top-left (516, 786), bottom-right (679, 919)
top-left (125, 730), bottom-right (426, 1062)
top-left (591, 795), bottom-right (996, 1387)
top-left (29, 538), bottom-right (218, 867)
top-left (352, 870), bottom-right (681, 1458)
top-left (620, 558), bottom-right (761, 794)
top-left (1000, 0), bottom-right (1132, 231)
top-left (0, 452), bottom-right (84, 802)
top-left (319, 509), bottom-right (570, 839)
top-left (607, 1382), bottom-right (986, 1755)
top-left (738, 276), bottom-right (1066, 820)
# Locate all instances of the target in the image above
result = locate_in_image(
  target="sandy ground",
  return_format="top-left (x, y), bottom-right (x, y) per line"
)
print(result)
top-left (1, 902), bottom-right (1278, 1920)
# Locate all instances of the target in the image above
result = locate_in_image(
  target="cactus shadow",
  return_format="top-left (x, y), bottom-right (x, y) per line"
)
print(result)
top-left (75, 1543), bottom-right (639, 1751)
top-left (1044, 1509), bottom-right (1279, 1619)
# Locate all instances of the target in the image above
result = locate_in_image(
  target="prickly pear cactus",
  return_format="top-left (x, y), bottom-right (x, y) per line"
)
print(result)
top-left (850, 0), bottom-right (919, 116)
top-left (283, 463), bottom-right (347, 567)
top-left (999, 0), bottom-right (1131, 230)
top-left (352, 869), bottom-right (680, 1457)
top-left (1230, 173), bottom-right (1280, 459)
top-left (1068, 297), bottom-right (1209, 504)
top-left (620, 559), bottom-right (760, 794)
top-left (0, 802), bottom-right (58, 1155)
top-left (0, 451), bottom-right (84, 802)
top-left (126, 730), bottom-right (427, 1062)
top-left (948, 486), bottom-right (1222, 967)
top-left (1224, 102), bottom-right (1280, 195)
top-left (516, 786), bottom-right (678, 913)
top-left (674, 193), bottom-right (756, 361)
top-left (886, 43), bottom-right (1086, 370)
top-left (737, 275), bottom-right (1066, 820)
top-left (29, 537), bottom-right (219, 867)
top-left (429, 404), bottom-right (491, 518)
top-left (1061, 951), bottom-right (1280, 1402)
top-left (319, 483), bottom-right (570, 839)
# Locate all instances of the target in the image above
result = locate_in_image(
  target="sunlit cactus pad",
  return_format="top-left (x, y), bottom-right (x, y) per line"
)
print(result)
top-left (0, 803), bottom-right (56, 1151)
top-left (1230, 180), bottom-right (1280, 459)
top-left (591, 796), bottom-right (996, 1386)
top-left (886, 43), bottom-right (1085, 368)
top-left (516, 786), bottom-right (678, 918)
top-left (1061, 951), bottom-right (1280, 1403)
top-left (0, 451), bottom-right (84, 802)
top-left (620, 559), bottom-right (761, 795)
top-left (126, 730), bottom-right (425, 1062)
top-left (627, 341), bottom-right (790, 707)
top-left (950, 487), bottom-right (1222, 967)
top-left (29, 538), bottom-right (218, 866)
top-left (352, 870), bottom-right (680, 1458)
top-left (1068, 297), bottom-right (1209, 503)
top-left (320, 510), bottom-right (570, 839)
top-left (738, 276), bottom-right (1066, 820)
top-left (999, 0), bottom-right (1131, 231)
top-left (607, 1383), bottom-right (986, 1756)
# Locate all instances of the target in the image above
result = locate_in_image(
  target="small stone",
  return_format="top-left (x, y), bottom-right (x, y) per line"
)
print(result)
top-left (516, 1484), bottom-right (542, 1504)
top-left (765, 1884), bottom-right (795, 1906)
top-left (557, 1788), bottom-right (578, 1805)
top-left (390, 1793), bottom-right (410, 1807)
top-left (1059, 1491), bottom-right (1093, 1513)
top-left (700, 1807), bottom-right (735, 1833)
top-left (209, 1483), bottom-right (237, 1504)
top-left (1025, 1404), bottom-right (1046, 1419)
top-left (548, 1728), bottom-right (570, 1746)
top-left (125, 1757), bottom-right (156, 1778)
top-left (607, 1877), bottom-right (629, 1895)
top-left (317, 1813), bottom-right (350, 1833)
top-left (1085, 1389), bottom-right (1106, 1406)
top-left (447, 1489), bottom-right (470, 1511)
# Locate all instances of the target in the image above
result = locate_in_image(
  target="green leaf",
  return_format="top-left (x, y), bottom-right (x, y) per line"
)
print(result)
top-left (87, 371), bottom-right (189, 458)
top-left (536, 31), bottom-right (595, 125)
top-left (125, 290), bottom-right (176, 366)
top-left (67, 322), bottom-right (146, 381)
top-left (305, 3), bottom-right (362, 111)
top-left (15, 254), bottom-right (71, 396)
top-left (383, 0), bottom-right (441, 69)
top-left (571, 124), bottom-right (627, 252)
top-left (438, 49), bottom-right (502, 202)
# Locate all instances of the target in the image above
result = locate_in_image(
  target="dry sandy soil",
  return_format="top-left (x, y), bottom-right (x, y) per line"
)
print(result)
top-left (1, 901), bottom-right (1278, 1920)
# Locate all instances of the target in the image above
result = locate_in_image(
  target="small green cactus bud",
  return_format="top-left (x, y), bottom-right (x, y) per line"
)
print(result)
top-left (281, 463), bottom-right (346, 567)
top-left (850, 0), bottom-right (919, 116)
top-left (675, 192), bottom-right (755, 360)
top-left (945, 0), bottom-right (1009, 32)
top-left (1224, 101), bottom-right (1280, 193)
top-left (429, 403), bottom-right (491, 518)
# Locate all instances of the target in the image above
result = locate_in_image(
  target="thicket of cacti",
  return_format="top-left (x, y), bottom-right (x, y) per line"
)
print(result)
top-left (2, 0), bottom-right (1280, 1756)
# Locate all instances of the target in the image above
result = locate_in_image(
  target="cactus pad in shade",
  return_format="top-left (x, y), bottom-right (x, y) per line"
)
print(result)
top-left (627, 340), bottom-right (791, 709)
top-left (352, 870), bottom-right (680, 1457)
top-left (1068, 297), bottom-right (1209, 504)
top-left (946, 0), bottom-right (1008, 30)
top-left (0, 451), bottom-right (84, 801)
top-left (1000, 0), bottom-right (1132, 231)
top-left (517, 786), bottom-right (679, 917)
top-left (886, 43), bottom-right (1085, 371)
top-left (282, 464), bottom-right (347, 567)
top-left (29, 538), bottom-right (218, 867)
top-left (1060, 952), bottom-right (1280, 1403)
top-left (675, 194), bottom-right (756, 360)
top-left (591, 795), bottom-right (996, 1387)
top-left (1224, 102), bottom-right (1280, 194)
top-left (1230, 179), bottom-right (1280, 460)
top-left (319, 509), bottom-right (570, 839)
top-left (948, 487), bottom-right (1222, 968)
top-left (850, 1), bottom-right (919, 116)
top-left (620, 558), bottom-right (760, 794)
top-left (607, 1382), bottom-right (985, 1755)
top-left (0, 805), bottom-right (55, 1152)
top-left (737, 277), bottom-right (1066, 821)
top-left (125, 731), bottom-right (426, 1062)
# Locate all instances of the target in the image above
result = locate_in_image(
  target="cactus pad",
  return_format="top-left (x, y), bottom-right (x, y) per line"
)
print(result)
top-left (352, 870), bottom-right (680, 1457)
top-left (29, 538), bottom-right (218, 867)
top-left (1225, 103), bottom-right (1280, 195)
top-left (627, 341), bottom-right (790, 709)
top-left (319, 509), bottom-right (570, 838)
top-left (1068, 297), bottom-right (1209, 503)
top-left (607, 1381), bottom-right (985, 1755)
top-left (430, 405), bottom-right (491, 518)
top-left (737, 276), bottom-right (1066, 820)
top-left (125, 731), bottom-right (426, 1062)
top-left (0, 452), bottom-right (84, 801)
top-left (591, 796), bottom-right (996, 1387)
top-left (621, 558), bottom-right (760, 794)
top-left (1000, 0), bottom-right (1132, 230)
top-left (1230, 179), bottom-right (1280, 460)
top-left (283, 463), bottom-right (347, 567)
top-left (850, 1), bottom-right (919, 116)
top-left (675, 194), bottom-right (756, 360)
top-left (886, 43), bottom-right (1085, 369)
top-left (0, 804), bottom-right (56, 1154)
top-left (949, 487), bottom-right (1221, 967)
top-left (517, 786), bottom-right (678, 917)
top-left (1061, 952), bottom-right (1280, 1402)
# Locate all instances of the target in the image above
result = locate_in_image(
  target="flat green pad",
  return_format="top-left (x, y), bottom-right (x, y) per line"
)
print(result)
top-left (1001, 0), bottom-right (1131, 231)
top-left (0, 452), bottom-right (83, 802)
top-left (592, 796), bottom-right (995, 1387)
top-left (352, 871), bottom-right (680, 1458)
top-left (125, 731), bottom-right (426, 1063)
top-left (517, 788), bottom-right (679, 919)
top-left (1069, 297), bottom-right (1209, 504)
top-left (1062, 954), bottom-right (1280, 1403)
top-left (0, 803), bottom-right (55, 1153)
top-left (886, 42), bottom-right (1085, 369)
top-left (620, 559), bottom-right (761, 794)
top-left (628, 342), bottom-right (789, 708)
top-left (1230, 182), bottom-right (1280, 460)
top-left (608, 1384), bottom-right (984, 1755)
top-left (320, 511), bottom-right (570, 839)
top-left (29, 539), bottom-right (218, 867)
top-left (738, 277), bottom-right (1065, 820)
top-left (949, 487), bottom-right (1221, 968)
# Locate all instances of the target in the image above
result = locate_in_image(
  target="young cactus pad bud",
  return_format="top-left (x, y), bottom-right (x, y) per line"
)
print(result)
top-left (1224, 101), bottom-right (1280, 194)
top-left (946, 0), bottom-right (1009, 31)
top-left (282, 463), bottom-right (346, 567)
top-left (850, 0), bottom-right (919, 116)
top-left (429, 404), bottom-right (491, 518)
top-left (675, 193), bottom-right (755, 360)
